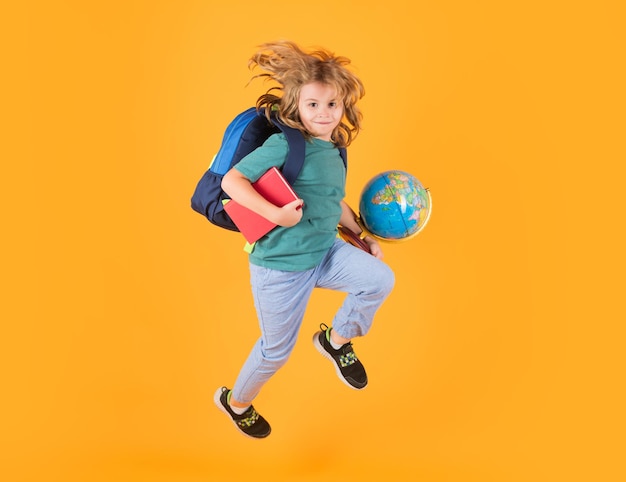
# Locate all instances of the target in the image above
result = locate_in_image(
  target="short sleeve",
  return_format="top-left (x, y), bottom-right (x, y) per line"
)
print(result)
top-left (234, 133), bottom-right (289, 182)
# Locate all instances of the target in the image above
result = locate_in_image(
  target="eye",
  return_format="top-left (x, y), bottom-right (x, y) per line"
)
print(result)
top-left (309, 102), bottom-right (318, 108)
top-left (329, 102), bottom-right (337, 108)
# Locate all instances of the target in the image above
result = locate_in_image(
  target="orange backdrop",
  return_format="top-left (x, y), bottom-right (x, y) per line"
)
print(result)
top-left (3, 1), bottom-right (625, 481)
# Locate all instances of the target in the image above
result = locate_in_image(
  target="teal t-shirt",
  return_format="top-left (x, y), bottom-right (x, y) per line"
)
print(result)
top-left (234, 133), bottom-right (346, 271)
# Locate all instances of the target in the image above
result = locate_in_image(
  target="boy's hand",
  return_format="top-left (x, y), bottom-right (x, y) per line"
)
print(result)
top-left (364, 236), bottom-right (384, 259)
top-left (273, 199), bottom-right (304, 227)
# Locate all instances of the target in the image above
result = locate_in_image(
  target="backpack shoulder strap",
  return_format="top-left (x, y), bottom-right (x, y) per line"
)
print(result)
top-left (338, 147), bottom-right (347, 169)
top-left (271, 119), bottom-right (305, 185)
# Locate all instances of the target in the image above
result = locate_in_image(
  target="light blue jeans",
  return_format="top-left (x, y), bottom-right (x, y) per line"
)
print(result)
top-left (231, 238), bottom-right (395, 404)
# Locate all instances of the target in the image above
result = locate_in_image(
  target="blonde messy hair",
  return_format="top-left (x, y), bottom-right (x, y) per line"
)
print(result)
top-left (249, 41), bottom-right (365, 148)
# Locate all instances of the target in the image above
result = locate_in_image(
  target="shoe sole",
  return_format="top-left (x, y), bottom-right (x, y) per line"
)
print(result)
top-left (213, 387), bottom-right (270, 439)
top-left (312, 332), bottom-right (366, 390)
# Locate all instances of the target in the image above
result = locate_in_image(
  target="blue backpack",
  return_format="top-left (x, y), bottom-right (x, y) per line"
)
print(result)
top-left (191, 107), bottom-right (347, 231)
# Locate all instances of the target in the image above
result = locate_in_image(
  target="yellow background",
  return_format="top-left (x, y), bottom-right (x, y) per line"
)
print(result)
top-left (3, 1), bottom-right (625, 481)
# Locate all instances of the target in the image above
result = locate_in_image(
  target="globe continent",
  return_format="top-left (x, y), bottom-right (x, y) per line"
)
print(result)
top-left (359, 170), bottom-right (431, 240)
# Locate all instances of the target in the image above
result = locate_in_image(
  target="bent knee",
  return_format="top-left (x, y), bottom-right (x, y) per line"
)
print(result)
top-left (377, 264), bottom-right (395, 296)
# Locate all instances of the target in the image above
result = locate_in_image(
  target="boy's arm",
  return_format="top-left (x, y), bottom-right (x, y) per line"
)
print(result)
top-left (339, 201), bottom-right (384, 259)
top-left (222, 168), bottom-right (303, 227)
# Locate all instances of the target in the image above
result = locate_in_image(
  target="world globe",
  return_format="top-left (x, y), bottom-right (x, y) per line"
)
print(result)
top-left (358, 170), bottom-right (432, 241)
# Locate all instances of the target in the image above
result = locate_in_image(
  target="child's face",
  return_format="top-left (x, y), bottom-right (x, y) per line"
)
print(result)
top-left (298, 82), bottom-right (343, 142)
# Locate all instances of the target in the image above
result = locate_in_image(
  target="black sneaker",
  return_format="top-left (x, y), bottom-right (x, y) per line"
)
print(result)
top-left (312, 323), bottom-right (368, 389)
top-left (213, 386), bottom-right (271, 439)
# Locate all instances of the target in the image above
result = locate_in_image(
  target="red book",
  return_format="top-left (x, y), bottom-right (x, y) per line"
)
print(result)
top-left (223, 166), bottom-right (300, 244)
